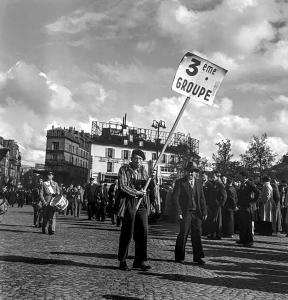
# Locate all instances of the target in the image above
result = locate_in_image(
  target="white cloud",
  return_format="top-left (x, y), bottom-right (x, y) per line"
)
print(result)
top-left (46, 11), bottom-right (107, 34)
top-left (136, 41), bottom-right (156, 53)
top-left (0, 61), bottom-right (110, 165)
top-left (95, 62), bottom-right (174, 85)
top-left (132, 95), bottom-right (288, 160)
top-left (270, 41), bottom-right (288, 71)
top-left (156, 0), bottom-right (280, 57)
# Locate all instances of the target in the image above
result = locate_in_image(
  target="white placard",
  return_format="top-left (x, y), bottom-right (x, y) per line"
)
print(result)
top-left (172, 52), bottom-right (228, 105)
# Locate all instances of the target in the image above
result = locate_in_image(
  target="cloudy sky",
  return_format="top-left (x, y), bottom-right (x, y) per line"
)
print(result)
top-left (0, 0), bottom-right (288, 165)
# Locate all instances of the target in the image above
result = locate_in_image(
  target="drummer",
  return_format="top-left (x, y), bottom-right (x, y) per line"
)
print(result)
top-left (40, 171), bottom-right (60, 235)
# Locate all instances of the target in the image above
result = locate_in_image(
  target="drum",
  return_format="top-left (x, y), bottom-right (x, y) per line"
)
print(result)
top-left (50, 195), bottom-right (68, 212)
top-left (0, 198), bottom-right (8, 216)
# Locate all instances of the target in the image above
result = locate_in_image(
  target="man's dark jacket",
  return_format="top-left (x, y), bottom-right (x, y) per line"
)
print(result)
top-left (173, 177), bottom-right (207, 219)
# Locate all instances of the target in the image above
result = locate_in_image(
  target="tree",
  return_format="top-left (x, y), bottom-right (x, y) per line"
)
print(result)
top-left (199, 157), bottom-right (212, 172)
top-left (240, 133), bottom-right (277, 179)
top-left (212, 139), bottom-right (233, 174)
top-left (169, 143), bottom-right (200, 178)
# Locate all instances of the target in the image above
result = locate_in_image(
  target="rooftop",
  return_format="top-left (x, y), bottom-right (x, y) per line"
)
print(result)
top-left (91, 121), bottom-right (199, 155)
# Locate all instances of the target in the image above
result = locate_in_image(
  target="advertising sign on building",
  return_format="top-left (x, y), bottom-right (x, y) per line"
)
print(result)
top-left (172, 52), bottom-right (227, 105)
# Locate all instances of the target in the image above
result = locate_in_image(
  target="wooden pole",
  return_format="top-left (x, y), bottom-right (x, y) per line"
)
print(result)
top-left (136, 96), bottom-right (191, 210)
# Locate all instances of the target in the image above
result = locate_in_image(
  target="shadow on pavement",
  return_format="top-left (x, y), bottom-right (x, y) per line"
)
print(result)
top-left (50, 251), bottom-right (135, 261)
top-left (0, 228), bottom-right (40, 234)
top-left (0, 255), bottom-right (119, 270)
top-left (51, 252), bottom-right (118, 259)
top-left (203, 244), bottom-right (288, 262)
top-left (66, 226), bottom-right (120, 232)
top-left (139, 269), bottom-right (288, 294)
top-left (103, 295), bottom-right (143, 300)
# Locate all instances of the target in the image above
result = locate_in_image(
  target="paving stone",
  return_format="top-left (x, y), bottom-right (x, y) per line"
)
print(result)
top-left (0, 206), bottom-right (288, 299)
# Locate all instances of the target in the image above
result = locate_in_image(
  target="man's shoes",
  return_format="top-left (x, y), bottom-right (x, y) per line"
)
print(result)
top-left (42, 230), bottom-right (46, 234)
top-left (223, 234), bottom-right (233, 238)
top-left (236, 240), bottom-right (243, 244)
top-left (193, 258), bottom-right (206, 265)
top-left (175, 259), bottom-right (185, 264)
top-left (243, 242), bottom-right (253, 247)
top-left (119, 261), bottom-right (129, 271)
top-left (48, 231), bottom-right (55, 235)
top-left (132, 261), bottom-right (151, 271)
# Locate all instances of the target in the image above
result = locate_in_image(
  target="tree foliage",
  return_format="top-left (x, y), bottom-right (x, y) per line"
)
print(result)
top-left (240, 133), bottom-right (277, 178)
top-left (212, 139), bottom-right (234, 174)
top-left (199, 157), bottom-right (212, 172)
top-left (169, 143), bottom-right (199, 178)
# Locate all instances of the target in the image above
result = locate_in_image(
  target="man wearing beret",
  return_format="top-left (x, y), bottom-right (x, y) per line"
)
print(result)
top-left (117, 149), bottom-right (156, 271)
top-left (40, 171), bottom-right (60, 235)
top-left (174, 161), bottom-right (207, 265)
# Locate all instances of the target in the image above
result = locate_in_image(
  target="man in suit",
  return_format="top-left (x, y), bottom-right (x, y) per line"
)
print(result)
top-left (40, 171), bottom-right (60, 235)
top-left (84, 178), bottom-right (98, 220)
top-left (108, 179), bottom-right (119, 225)
top-left (174, 161), bottom-right (207, 265)
top-left (237, 170), bottom-right (260, 247)
top-left (117, 149), bottom-right (156, 271)
top-left (31, 178), bottom-right (43, 227)
top-left (206, 170), bottom-right (227, 240)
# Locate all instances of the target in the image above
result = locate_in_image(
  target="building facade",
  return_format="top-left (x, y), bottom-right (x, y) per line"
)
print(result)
top-left (0, 136), bottom-right (22, 187)
top-left (44, 126), bottom-right (91, 186)
top-left (90, 121), bottom-right (199, 184)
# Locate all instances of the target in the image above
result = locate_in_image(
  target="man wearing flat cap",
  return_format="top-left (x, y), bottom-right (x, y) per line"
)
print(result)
top-left (117, 149), bottom-right (156, 271)
top-left (40, 171), bottom-right (60, 235)
top-left (174, 161), bottom-right (207, 265)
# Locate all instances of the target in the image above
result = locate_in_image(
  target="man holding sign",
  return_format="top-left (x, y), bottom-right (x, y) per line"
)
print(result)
top-left (117, 149), bottom-right (156, 271)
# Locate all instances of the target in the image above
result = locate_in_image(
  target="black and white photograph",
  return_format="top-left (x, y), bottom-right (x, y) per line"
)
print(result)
top-left (0, 0), bottom-right (288, 299)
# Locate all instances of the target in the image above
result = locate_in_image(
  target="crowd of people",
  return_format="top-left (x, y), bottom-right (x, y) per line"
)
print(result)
top-left (200, 170), bottom-right (288, 241)
top-left (1, 148), bottom-right (288, 271)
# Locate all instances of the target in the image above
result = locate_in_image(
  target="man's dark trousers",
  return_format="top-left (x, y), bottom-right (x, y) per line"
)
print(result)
top-left (118, 200), bottom-right (148, 263)
top-left (88, 202), bottom-right (97, 219)
top-left (175, 211), bottom-right (204, 261)
top-left (238, 208), bottom-right (253, 244)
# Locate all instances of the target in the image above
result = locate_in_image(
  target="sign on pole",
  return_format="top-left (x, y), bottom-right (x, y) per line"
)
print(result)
top-left (172, 52), bottom-right (227, 105)
top-left (139, 52), bottom-right (228, 209)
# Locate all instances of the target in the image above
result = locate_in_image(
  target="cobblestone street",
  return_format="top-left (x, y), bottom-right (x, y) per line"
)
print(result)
top-left (0, 206), bottom-right (288, 300)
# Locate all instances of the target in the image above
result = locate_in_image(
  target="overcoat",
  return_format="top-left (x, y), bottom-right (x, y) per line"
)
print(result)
top-left (173, 177), bottom-right (207, 219)
top-left (258, 182), bottom-right (273, 222)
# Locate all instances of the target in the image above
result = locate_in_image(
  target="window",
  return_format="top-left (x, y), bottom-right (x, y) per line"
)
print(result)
top-left (152, 153), bottom-right (157, 161)
top-left (123, 139), bottom-right (128, 145)
top-left (72, 146), bottom-right (75, 153)
top-left (139, 140), bottom-right (144, 147)
top-left (170, 155), bottom-right (175, 163)
top-left (52, 142), bottom-right (59, 150)
top-left (107, 162), bottom-right (113, 172)
top-left (52, 153), bottom-right (57, 161)
top-left (123, 150), bottom-right (129, 160)
top-left (106, 148), bottom-right (114, 158)
top-left (161, 154), bottom-right (166, 163)
top-left (160, 166), bottom-right (174, 173)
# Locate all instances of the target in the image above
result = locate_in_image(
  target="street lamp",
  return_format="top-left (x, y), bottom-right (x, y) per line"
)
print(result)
top-left (151, 120), bottom-right (166, 217)
top-left (151, 120), bottom-right (166, 160)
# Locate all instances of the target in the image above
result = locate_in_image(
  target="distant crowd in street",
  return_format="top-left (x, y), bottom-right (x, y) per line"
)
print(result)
top-left (1, 150), bottom-right (288, 271)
